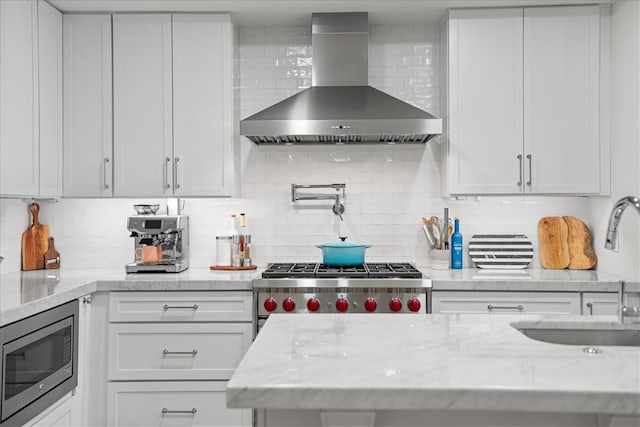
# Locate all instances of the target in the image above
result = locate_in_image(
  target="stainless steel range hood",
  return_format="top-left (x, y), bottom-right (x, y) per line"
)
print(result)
top-left (240, 12), bottom-right (442, 145)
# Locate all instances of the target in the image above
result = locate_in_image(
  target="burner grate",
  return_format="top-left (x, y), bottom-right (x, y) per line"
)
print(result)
top-left (262, 262), bottom-right (422, 279)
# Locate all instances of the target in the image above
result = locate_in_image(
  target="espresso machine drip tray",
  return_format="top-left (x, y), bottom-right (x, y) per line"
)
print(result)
top-left (125, 214), bottom-right (189, 274)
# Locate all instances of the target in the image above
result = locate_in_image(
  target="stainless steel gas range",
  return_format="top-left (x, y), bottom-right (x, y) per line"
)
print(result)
top-left (254, 263), bottom-right (431, 330)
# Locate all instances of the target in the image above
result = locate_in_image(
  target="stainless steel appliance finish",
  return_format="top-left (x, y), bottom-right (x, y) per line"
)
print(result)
top-left (1, 300), bottom-right (79, 427)
top-left (255, 263), bottom-right (431, 330)
top-left (125, 214), bottom-right (189, 273)
top-left (240, 12), bottom-right (442, 145)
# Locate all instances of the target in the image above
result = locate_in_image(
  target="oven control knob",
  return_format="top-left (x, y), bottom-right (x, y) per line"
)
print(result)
top-left (282, 298), bottom-right (296, 312)
top-left (307, 298), bottom-right (320, 312)
top-left (364, 298), bottom-right (378, 312)
top-left (264, 298), bottom-right (278, 312)
top-left (335, 297), bottom-right (349, 313)
top-left (408, 297), bottom-right (422, 312)
top-left (389, 298), bottom-right (403, 312)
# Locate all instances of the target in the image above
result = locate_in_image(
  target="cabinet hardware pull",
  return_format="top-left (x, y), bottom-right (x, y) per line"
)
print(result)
top-left (163, 304), bottom-right (198, 310)
top-left (161, 408), bottom-right (197, 415)
top-left (487, 304), bottom-right (523, 311)
top-left (165, 157), bottom-right (172, 189)
top-left (162, 349), bottom-right (198, 356)
top-left (83, 296), bottom-right (92, 305)
top-left (517, 154), bottom-right (523, 187)
top-left (586, 302), bottom-right (593, 315)
top-left (526, 154), bottom-right (532, 187)
top-left (103, 158), bottom-right (110, 189)
top-left (174, 157), bottom-right (180, 189)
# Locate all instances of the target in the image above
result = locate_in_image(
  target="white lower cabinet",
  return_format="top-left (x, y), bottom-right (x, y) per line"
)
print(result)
top-left (582, 292), bottom-right (619, 316)
top-left (107, 381), bottom-right (251, 427)
top-left (105, 291), bottom-right (253, 427)
top-left (431, 291), bottom-right (581, 315)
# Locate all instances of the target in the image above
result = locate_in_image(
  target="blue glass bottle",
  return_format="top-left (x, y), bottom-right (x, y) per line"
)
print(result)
top-left (451, 218), bottom-right (463, 270)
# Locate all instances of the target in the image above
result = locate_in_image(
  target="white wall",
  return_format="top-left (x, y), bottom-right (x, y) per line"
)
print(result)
top-left (0, 23), bottom-right (591, 274)
top-left (588, 0), bottom-right (640, 280)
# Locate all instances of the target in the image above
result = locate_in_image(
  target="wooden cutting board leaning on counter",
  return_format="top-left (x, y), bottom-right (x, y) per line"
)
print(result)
top-left (537, 216), bottom-right (597, 270)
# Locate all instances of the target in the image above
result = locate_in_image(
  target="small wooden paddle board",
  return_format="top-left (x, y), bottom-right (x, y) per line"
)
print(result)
top-left (21, 202), bottom-right (50, 271)
top-left (563, 216), bottom-right (597, 270)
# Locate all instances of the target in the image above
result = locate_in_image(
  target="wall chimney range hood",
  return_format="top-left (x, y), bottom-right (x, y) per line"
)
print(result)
top-left (240, 12), bottom-right (442, 145)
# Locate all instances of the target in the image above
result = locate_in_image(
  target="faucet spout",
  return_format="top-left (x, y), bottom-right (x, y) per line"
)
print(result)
top-left (605, 196), bottom-right (640, 250)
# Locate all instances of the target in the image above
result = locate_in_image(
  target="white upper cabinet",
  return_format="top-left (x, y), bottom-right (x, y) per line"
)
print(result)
top-left (445, 6), bottom-right (607, 196)
top-left (63, 14), bottom-right (113, 197)
top-left (113, 14), bottom-right (173, 197)
top-left (38, 1), bottom-right (63, 198)
top-left (0, 0), bottom-right (62, 198)
top-left (523, 7), bottom-right (601, 194)
top-left (447, 8), bottom-right (524, 194)
top-left (172, 14), bottom-right (234, 196)
top-left (112, 13), bottom-right (235, 197)
top-left (1, 0), bottom-right (62, 198)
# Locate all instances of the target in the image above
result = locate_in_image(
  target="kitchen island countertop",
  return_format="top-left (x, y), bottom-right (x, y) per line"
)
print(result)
top-left (226, 313), bottom-right (640, 416)
top-left (0, 267), bottom-right (259, 326)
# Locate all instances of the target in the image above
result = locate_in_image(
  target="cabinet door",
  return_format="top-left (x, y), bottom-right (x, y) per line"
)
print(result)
top-left (447, 8), bottom-right (524, 195)
top-left (63, 15), bottom-right (113, 197)
top-left (27, 392), bottom-right (74, 427)
top-left (113, 14), bottom-right (173, 197)
top-left (38, 0), bottom-right (62, 198)
top-left (583, 292), bottom-right (618, 316)
top-left (107, 323), bottom-right (253, 381)
top-left (0, 0), bottom-right (39, 196)
top-left (524, 6), bottom-right (600, 194)
top-left (431, 291), bottom-right (581, 315)
top-left (172, 14), bottom-right (234, 196)
top-left (107, 381), bottom-right (252, 427)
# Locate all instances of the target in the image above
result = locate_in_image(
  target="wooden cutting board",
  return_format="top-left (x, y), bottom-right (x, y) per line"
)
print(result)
top-left (537, 216), bottom-right (570, 269)
top-left (563, 216), bottom-right (597, 269)
top-left (21, 202), bottom-right (50, 271)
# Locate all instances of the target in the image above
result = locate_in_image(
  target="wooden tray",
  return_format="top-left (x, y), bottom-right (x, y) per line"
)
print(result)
top-left (210, 265), bottom-right (257, 271)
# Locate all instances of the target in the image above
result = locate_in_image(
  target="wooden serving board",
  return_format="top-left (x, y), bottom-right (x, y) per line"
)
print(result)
top-left (563, 216), bottom-right (597, 270)
top-left (21, 202), bottom-right (50, 271)
top-left (537, 216), bottom-right (570, 269)
top-left (210, 265), bottom-right (257, 271)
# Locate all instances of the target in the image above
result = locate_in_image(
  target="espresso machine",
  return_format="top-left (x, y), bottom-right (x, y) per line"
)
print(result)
top-left (126, 214), bottom-right (189, 273)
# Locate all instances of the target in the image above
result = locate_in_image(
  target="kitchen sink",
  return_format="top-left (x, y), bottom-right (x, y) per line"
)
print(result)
top-left (516, 327), bottom-right (640, 347)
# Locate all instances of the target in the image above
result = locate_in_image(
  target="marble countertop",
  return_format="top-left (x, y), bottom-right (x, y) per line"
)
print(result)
top-left (0, 267), bottom-right (259, 326)
top-left (227, 313), bottom-right (640, 415)
top-left (428, 268), bottom-right (637, 292)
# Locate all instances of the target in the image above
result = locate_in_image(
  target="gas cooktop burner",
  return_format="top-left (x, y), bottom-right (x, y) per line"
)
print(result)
top-left (261, 262), bottom-right (422, 279)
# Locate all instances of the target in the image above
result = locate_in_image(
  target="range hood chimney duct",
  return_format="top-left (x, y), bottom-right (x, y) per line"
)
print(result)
top-left (240, 12), bottom-right (442, 145)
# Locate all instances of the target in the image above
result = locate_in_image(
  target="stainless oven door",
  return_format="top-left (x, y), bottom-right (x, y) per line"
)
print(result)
top-left (1, 300), bottom-right (78, 426)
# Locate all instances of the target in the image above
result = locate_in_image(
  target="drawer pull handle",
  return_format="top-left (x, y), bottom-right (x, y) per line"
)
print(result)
top-left (586, 302), bottom-right (593, 315)
top-left (163, 304), bottom-right (198, 310)
top-left (487, 304), bottom-right (523, 311)
top-left (161, 408), bottom-right (197, 415)
top-left (162, 349), bottom-right (198, 356)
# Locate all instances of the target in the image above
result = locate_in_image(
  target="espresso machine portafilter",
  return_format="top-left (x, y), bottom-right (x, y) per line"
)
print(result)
top-left (125, 214), bottom-right (189, 273)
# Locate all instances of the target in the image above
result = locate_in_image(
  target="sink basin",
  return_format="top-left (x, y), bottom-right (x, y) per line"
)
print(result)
top-left (517, 328), bottom-right (640, 347)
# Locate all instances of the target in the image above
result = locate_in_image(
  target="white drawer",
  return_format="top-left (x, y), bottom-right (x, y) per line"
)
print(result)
top-left (431, 291), bottom-right (581, 315)
top-left (109, 291), bottom-right (253, 322)
top-left (107, 381), bottom-right (252, 427)
top-left (108, 323), bottom-right (253, 381)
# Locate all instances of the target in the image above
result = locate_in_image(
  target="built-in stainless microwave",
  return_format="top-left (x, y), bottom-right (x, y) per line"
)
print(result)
top-left (1, 299), bottom-right (78, 426)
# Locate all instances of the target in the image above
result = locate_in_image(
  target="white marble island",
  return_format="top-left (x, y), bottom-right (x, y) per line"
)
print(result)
top-left (227, 313), bottom-right (640, 427)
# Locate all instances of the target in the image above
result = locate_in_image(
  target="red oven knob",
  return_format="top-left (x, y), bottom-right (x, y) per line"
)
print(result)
top-left (364, 298), bottom-right (378, 312)
top-left (282, 298), bottom-right (296, 312)
top-left (389, 298), bottom-right (403, 312)
top-left (335, 297), bottom-right (349, 313)
top-left (263, 298), bottom-right (278, 312)
top-left (307, 297), bottom-right (320, 312)
top-left (407, 297), bottom-right (422, 312)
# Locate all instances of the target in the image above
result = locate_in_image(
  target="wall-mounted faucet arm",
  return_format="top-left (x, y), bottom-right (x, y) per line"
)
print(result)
top-left (604, 196), bottom-right (640, 250)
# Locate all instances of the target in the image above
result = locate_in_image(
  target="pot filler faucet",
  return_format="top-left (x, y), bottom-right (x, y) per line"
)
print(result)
top-left (604, 196), bottom-right (640, 251)
top-left (291, 184), bottom-right (346, 221)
